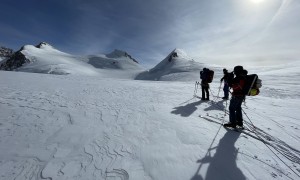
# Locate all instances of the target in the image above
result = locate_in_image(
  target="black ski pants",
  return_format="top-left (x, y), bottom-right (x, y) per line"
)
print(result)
top-left (201, 84), bottom-right (209, 100)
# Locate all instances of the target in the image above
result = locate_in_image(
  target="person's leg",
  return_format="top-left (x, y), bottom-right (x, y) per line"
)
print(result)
top-left (236, 97), bottom-right (244, 126)
top-left (205, 86), bottom-right (209, 100)
top-left (229, 97), bottom-right (238, 124)
top-left (224, 84), bottom-right (229, 99)
top-left (201, 85), bottom-right (205, 100)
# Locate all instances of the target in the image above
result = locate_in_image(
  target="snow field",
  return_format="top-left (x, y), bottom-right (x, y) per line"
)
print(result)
top-left (0, 71), bottom-right (299, 180)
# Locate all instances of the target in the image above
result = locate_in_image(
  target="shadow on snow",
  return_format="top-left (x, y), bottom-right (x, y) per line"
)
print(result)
top-left (204, 99), bottom-right (228, 112)
top-left (191, 130), bottom-right (246, 180)
top-left (171, 98), bottom-right (227, 117)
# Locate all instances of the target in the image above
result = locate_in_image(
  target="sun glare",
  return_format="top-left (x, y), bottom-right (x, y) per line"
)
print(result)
top-left (250, 0), bottom-right (264, 3)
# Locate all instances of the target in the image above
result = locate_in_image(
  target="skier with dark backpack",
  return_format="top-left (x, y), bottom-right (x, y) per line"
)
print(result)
top-left (200, 68), bottom-right (214, 100)
top-left (220, 68), bottom-right (229, 100)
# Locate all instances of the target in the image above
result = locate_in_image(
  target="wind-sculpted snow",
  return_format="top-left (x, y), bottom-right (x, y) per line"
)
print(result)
top-left (0, 67), bottom-right (300, 180)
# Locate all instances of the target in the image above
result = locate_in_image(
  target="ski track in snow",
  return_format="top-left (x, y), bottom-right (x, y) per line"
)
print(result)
top-left (0, 71), bottom-right (300, 180)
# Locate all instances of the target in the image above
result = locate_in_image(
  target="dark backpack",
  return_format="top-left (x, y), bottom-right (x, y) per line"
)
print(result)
top-left (227, 72), bottom-right (235, 87)
top-left (243, 74), bottom-right (262, 96)
top-left (200, 69), bottom-right (214, 83)
top-left (206, 69), bottom-right (214, 83)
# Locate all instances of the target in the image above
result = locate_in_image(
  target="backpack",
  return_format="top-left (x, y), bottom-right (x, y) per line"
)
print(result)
top-left (243, 74), bottom-right (262, 96)
top-left (206, 69), bottom-right (214, 83)
top-left (200, 69), bottom-right (214, 83)
top-left (227, 72), bottom-right (235, 87)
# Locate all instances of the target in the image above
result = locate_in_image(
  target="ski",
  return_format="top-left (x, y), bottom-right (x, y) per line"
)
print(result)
top-left (200, 115), bottom-right (266, 142)
top-left (223, 125), bottom-right (245, 132)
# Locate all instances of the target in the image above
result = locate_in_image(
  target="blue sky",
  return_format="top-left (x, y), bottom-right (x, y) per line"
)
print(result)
top-left (1, 0), bottom-right (299, 67)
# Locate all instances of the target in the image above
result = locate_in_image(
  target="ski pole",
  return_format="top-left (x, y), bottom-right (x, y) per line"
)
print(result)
top-left (217, 81), bottom-right (222, 98)
top-left (224, 99), bottom-right (228, 117)
top-left (194, 81), bottom-right (198, 96)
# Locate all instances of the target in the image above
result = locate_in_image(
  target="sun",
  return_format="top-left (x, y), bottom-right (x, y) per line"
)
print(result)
top-left (250, 0), bottom-right (264, 3)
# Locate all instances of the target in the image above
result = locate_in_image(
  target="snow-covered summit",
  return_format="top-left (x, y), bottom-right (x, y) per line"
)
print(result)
top-left (86, 49), bottom-right (142, 70)
top-left (136, 48), bottom-right (204, 81)
top-left (106, 49), bottom-right (139, 64)
top-left (35, 42), bottom-right (53, 49)
top-left (0, 42), bottom-right (145, 78)
top-left (0, 42), bottom-right (99, 75)
top-left (151, 48), bottom-right (192, 71)
top-left (30, 42), bottom-right (69, 55)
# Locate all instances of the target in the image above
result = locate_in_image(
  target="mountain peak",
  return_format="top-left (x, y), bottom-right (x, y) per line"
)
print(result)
top-left (135, 48), bottom-right (202, 81)
top-left (106, 49), bottom-right (127, 58)
top-left (35, 42), bottom-right (53, 49)
top-left (106, 49), bottom-right (139, 64)
top-left (170, 48), bottom-right (188, 58)
top-left (162, 48), bottom-right (190, 64)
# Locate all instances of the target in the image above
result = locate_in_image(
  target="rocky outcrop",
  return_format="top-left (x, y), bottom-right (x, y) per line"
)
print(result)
top-left (0, 46), bottom-right (14, 58)
top-left (35, 42), bottom-right (52, 48)
top-left (0, 47), bottom-right (30, 71)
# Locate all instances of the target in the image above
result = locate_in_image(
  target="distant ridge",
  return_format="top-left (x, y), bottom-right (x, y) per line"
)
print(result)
top-left (0, 42), bottom-right (143, 77)
top-left (1, 43), bottom-right (215, 81)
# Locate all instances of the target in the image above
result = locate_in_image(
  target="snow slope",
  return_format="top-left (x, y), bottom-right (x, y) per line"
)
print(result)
top-left (86, 49), bottom-right (142, 70)
top-left (18, 43), bottom-right (100, 75)
top-left (0, 63), bottom-right (299, 180)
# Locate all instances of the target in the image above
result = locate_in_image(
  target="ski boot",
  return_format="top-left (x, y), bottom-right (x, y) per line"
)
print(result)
top-left (223, 123), bottom-right (236, 128)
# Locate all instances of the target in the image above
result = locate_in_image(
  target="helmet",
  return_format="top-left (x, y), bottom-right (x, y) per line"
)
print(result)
top-left (234, 66), bottom-right (243, 75)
